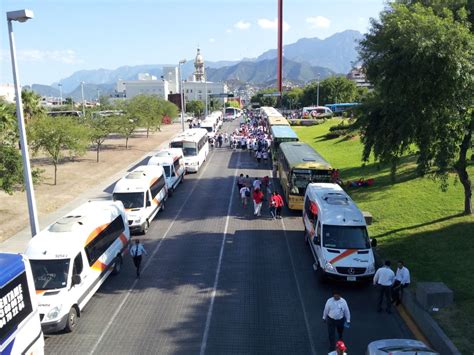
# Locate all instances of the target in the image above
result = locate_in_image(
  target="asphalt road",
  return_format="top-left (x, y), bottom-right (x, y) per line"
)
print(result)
top-left (44, 121), bottom-right (412, 354)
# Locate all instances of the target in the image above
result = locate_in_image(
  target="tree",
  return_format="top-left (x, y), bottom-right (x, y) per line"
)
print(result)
top-left (301, 77), bottom-right (358, 107)
top-left (28, 116), bottom-right (91, 185)
top-left (87, 114), bottom-right (113, 162)
top-left (209, 98), bottom-right (222, 111)
top-left (111, 101), bottom-right (140, 149)
top-left (186, 100), bottom-right (205, 117)
top-left (161, 100), bottom-right (179, 124)
top-left (21, 89), bottom-right (45, 122)
top-left (250, 88), bottom-right (278, 107)
top-left (225, 100), bottom-right (240, 108)
top-left (282, 88), bottom-right (303, 109)
top-left (358, 3), bottom-right (474, 214)
top-left (127, 95), bottom-right (163, 137)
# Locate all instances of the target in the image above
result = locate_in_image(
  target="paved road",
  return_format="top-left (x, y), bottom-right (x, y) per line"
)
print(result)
top-left (45, 121), bottom-right (412, 354)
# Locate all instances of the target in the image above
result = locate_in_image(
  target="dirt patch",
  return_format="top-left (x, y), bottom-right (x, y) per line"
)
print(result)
top-left (0, 124), bottom-right (180, 242)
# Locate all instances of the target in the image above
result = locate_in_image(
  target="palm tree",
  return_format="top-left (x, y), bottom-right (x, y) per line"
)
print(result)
top-left (21, 89), bottom-right (45, 122)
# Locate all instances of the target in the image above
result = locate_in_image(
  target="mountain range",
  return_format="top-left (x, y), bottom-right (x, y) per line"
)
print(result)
top-left (32, 30), bottom-right (363, 100)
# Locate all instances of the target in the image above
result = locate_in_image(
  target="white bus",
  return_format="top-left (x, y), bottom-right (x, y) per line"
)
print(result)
top-left (169, 128), bottom-right (209, 173)
top-left (303, 183), bottom-right (376, 282)
top-left (113, 165), bottom-right (168, 234)
top-left (0, 253), bottom-right (44, 354)
top-left (147, 148), bottom-right (185, 196)
top-left (25, 200), bottom-right (130, 333)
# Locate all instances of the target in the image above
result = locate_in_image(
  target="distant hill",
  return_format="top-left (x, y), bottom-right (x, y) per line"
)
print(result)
top-left (257, 30), bottom-right (363, 73)
top-left (30, 84), bottom-right (60, 97)
top-left (206, 58), bottom-right (334, 85)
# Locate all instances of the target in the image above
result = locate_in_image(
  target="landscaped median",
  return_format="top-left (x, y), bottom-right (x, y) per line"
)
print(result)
top-left (294, 119), bottom-right (474, 354)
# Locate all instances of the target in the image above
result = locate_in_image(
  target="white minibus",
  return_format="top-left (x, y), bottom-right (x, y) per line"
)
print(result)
top-left (0, 253), bottom-right (44, 354)
top-left (303, 183), bottom-right (376, 282)
top-left (113, 165), bottom-right (167, 234)
top-left (147, 148), bottom-right (185, 196)
top-left (169, 128), bottom-right (209, 173)
top-left (25, 200), bottom-right (130, 333)
top-left (200, 118), bottom-right (217, 140)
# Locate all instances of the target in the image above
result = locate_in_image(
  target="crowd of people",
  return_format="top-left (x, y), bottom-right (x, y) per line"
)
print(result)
top-left (237, 174), bottom-right (284, 218)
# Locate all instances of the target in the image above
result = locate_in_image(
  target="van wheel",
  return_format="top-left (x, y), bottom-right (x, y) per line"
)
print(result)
top-left (64, 307), bottom-right (78, 333)
top-left (168, 188), bottom-right (174, 197)
top-left (304, 229), bottom-right (308, 244)
top-left (161, 202), bottom-right (165, 212)
top-left (112, 254), bottom-right (122, 275)
top-left (142, 221), bottom-right (149, 235)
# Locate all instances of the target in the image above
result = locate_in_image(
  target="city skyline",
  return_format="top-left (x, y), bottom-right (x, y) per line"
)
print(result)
top-left (0, 0), bottom-right (385, 85)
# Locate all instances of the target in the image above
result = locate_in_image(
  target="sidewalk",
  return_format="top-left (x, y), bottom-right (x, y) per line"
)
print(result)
top-left (0, 138), bottom-right (172, 254)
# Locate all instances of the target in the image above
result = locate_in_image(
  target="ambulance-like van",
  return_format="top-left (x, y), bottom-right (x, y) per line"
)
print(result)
top-left (25, 200), bottom-right (130, 333)
top-left (302, 183), bottom-right (376, 282)
top-left (147, 148), bottom-right (185, 195)
top-left (113, 165), bottom-right (167, 234)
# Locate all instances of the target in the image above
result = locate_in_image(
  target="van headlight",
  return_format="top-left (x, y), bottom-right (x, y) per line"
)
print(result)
top-left (324, 262), bottom-right (336, 272)
top-left (367, 263), bottom-right (375, 274)
top-left (46, 305), bottom-right (62, 321)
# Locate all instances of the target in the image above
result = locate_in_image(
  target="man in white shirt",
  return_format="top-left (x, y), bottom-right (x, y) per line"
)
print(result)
top-left (392, 260), bottom-right (411, 305)
top-left (252, 178), bottom-right (262, 191)
top-left (373, 260), bottom-right (395, 313)
top-left (240, 185), bottom-right (250, 208)
top-left (322, 290), bottom-right (351, 352)
top-left (130, 239), bottom-right (148, 278)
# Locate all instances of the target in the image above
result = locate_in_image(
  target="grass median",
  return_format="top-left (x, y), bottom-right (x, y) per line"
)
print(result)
top-left (293, 119), bottom-right (474, 353)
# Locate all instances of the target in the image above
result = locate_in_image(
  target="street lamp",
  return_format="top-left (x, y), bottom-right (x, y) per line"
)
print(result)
top-left (58, 83), bottom-right (63, 106)
top-left (316, 73), bottom-right (321, 107)
top-left (178, 59), bottom-right (186, 131)
top-left (7, 9), bottom-right (39, 237)
top-left (80, 81), bottom-right (85, 116)
top-left (204, 77), bottom-right (208, 118)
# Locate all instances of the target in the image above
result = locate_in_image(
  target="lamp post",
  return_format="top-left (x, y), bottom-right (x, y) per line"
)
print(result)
top-left (316, 73), bottom-right (321, 107)
top-left (204, 78), bottom-right (208, 117)
top-left (58, 83), bottom-right (63, 106)
top-left (7, 9), bottom-right (39, 237)
top-left (178, 59), bottom-right (186, 132)
top-left (80, 81), bottom-right (85, 116)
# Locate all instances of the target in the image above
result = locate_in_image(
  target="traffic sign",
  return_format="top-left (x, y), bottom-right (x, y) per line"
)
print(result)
top-left (262, 92), bottom-right (281, 97)
top-left (209, 93), bottom-right (234, 98)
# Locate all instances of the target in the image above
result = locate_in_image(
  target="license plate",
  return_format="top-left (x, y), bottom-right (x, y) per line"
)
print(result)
top-left (347, 276), bottom-right (356, 281)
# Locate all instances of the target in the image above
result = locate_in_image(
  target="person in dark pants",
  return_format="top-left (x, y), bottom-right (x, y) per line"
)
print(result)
top-left (373, 260), bottom-right (395, 313)
top-left (392, 260), bottom-right (411, 305)
top-left (322, 290), bottom-right (351, 352)
top-left (130, 239), bottom-right (147, 278)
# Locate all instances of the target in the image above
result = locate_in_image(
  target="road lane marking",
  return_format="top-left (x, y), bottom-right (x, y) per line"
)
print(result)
top-left (199, 152), bottom-right (240, 355)
top-left (281, 218), bottom-right (317, 355)
top-left (90, 150), bottom-right (216, 355)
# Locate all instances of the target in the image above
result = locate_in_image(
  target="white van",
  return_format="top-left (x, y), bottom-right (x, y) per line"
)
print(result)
top-left (201, 118), bottom-right (217, 139)
top-left (169, 129), bottom-right (209, 173)
top-left (147, 148), bottom-right (185, 195)
top-left (113, 165), bottom-right (167, 234)
top-left (25, 200), bottom-right (130, 333)
top-left (302, 183), bottom-right (376, 282)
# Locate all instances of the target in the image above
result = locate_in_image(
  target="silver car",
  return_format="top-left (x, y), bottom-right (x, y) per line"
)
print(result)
top-left (367, 339), bottom-right (439, 355)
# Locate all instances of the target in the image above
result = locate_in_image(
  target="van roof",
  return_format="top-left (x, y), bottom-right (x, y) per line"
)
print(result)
top-left (306, 183), bottom-right (366, 226)
top-left (170, 128), bottom-right (207, 144)
top-left (114, 165), bottom-right (164, 193)
top-left (25, 200), bottom-right (125, 260)
top-left (148, 148), bottom-right (183, 166)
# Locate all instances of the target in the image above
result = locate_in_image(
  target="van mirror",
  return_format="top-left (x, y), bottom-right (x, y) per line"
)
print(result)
top-left (371, 238), bottom-right (377, 248)
top-left (72, 274), bottom-right (81, 286)
top-left (146, 200), bottom-right (151, 207)
top-left (313, 237), bottom-right (319, 245)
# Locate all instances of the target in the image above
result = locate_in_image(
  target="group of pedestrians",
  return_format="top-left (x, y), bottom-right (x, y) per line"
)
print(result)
top-left (237, 174), bottom-right (284, 218)
top-left (373, 260), bottom-right (411, 313)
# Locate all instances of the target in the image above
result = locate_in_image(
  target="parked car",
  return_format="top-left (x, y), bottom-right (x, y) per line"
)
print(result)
top-left (366, 339), bottom-right (439, 355)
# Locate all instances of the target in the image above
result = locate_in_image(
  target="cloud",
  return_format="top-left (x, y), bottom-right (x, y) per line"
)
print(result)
top-left (306, 16), bottom-right (331, 29)
top-left (226, 29), bottom-right (233, 34)
top-left (15, 49), bottom-right (83, 64)
top-left (234, 20), bottom-right (251, 30)
top-left (209, 38), bottom-right (216, 43)
top-left (257, 18), bottom-right (290, 32)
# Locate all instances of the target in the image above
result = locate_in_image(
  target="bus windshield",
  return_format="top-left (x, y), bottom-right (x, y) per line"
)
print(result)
top-left (113, 192), bottom-right (144, 209)
top-left (170, 141), bottom-right (197, 156)
top-left (30, 259), bottom-right (70, 290)
top-left (162, 165), bottom-right (171, 177)
top-left (290, 169), bottom-right (331, 195)
top-left (322, 225), bottom-right (371, 249)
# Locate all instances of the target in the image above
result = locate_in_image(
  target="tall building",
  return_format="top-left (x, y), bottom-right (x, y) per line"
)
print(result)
top-left (193, 48), bottom-right (205, 82)
top-left (162, 66), bottom-right (179, 94)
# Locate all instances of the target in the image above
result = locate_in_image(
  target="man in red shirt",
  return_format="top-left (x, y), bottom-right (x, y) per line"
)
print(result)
top-left (275, 191), bottom-right (284, 219)
top-left (252, 188), bottom-right (264, 216)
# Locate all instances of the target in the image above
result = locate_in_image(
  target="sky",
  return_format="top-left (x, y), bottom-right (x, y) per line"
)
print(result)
top-left (0, 0), bottom-right (385, 85)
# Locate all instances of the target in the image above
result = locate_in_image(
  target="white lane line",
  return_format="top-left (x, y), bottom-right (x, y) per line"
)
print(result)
top-left (90, 150), bottom-right (216, 355)
top-left (200, 152), bottom-right (240, 355)
top-left (281, 218), bottom-right (317, 355)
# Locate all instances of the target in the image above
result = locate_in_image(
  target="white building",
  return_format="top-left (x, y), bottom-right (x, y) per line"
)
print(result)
top-left (138, 73), bottom-right (157, 81)
top-left (116, 73), bottom-right (169, 100)
top-left (162, 66), bottom-right (179, 94)
top-left (0, 83), bottom-right (16, 103)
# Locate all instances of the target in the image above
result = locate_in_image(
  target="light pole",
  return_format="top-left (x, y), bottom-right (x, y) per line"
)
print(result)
top-left (7, 9), bottom-right (39, 237)
top-left (80, 81), bottom-right (85, 116)
top-left (178, 59), bottom-right (186, 131)
top-left (316, 73), bottom-right (321, 107)
top-left (204, 78), bottom-right (208, 117)
top-left (96, 89), bottom-right (100, 103)
top-left (58, 83), bottom-right (63, 106)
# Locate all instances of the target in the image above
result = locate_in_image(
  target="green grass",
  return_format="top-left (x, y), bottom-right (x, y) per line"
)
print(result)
top-left (294, 119), bottom-right (474, 354)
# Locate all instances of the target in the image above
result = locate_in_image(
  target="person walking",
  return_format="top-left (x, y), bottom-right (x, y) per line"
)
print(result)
top-left (322, 290), bottom-right (351, 352)
top-left (392, 260), bottom-right (411, 306)
top-left (252, 177), bottom-right (262, 191)
top-left (237, 173), bottom-right (245, 191)
top-left (274, 191), bottom-right (284, 219)
top-left (256, 150), bottom-right (262, 165)
top-left (252, 188), bottom-right (264, 216)
top-left (129, 239), bottom-right (147, 278)
top-left (240, 185), bottom-right (251, 208)
top-left (270, 192), bottom-right (278, 219)
top-left (374, 260), bottom-right (395, 313)
top-left (328, 340), bottom-right (348, 355)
